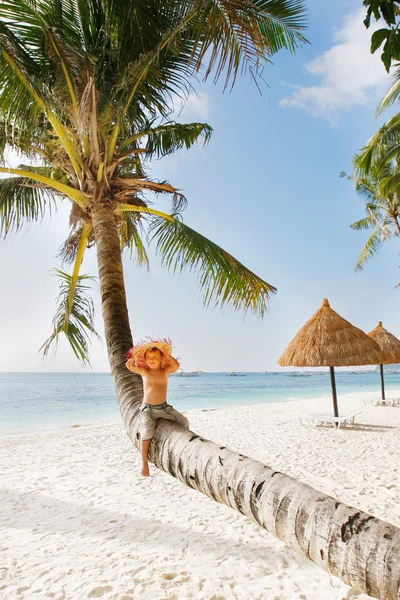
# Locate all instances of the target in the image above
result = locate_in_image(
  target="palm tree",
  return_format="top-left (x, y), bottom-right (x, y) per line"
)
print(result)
top-left (344, 65), bottom-right (400, 278)
top-left (2, 2), bottom-right (400, 598)
top-left (342, 160), bottom-right (400, 272)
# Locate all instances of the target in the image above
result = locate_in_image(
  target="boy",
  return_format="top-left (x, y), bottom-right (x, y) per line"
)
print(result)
top-left (125, 340), bottom-right (189, 476)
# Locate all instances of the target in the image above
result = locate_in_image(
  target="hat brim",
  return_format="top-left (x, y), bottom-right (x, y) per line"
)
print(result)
top-left (131, 340), bottom-right (172, 368)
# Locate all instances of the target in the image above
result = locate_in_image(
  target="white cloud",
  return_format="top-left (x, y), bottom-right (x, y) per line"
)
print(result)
top-left (171, 91), bottom-right (212, 121)
top-left (185, 92), bottom-right (211, 119)
top-left (279, 8), bottom-right (392, 122)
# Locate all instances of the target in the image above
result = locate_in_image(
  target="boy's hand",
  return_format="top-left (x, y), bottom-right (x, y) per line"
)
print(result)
top-left (161, 355), bottom-right (172, 369)
top-left (163, 355), bottom-right (179, 374)
top-left (126, 357), bottom-right (147, 375)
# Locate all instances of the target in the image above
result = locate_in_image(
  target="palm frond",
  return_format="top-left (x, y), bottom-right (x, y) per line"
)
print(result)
top-left (0, 175), bottom-right (56, 237)
top-left (354, 113), bottom-right (400, 176)
top-left (377, 66), bottom-right (400, 115)
top-left (0, 19), bottom-right (84, 176)
top-left (120, 121), bottom-right (213, 158)
top-left (188, 0), bottom-right (308, 89)
top-left (57, 225), bottom-right (93, 265)
top-left (354, 228), bottom-right (383, 271)
top-left (350, 217), bottom-right (374, 231)
top-left (0, 166), bottom-right (88, 208)
top-left (149, 214), bottom-right (276, 317)
top-left (381, 220), bottom-right (395, 242)
top-left (118, 211), bottom-right (150, 270)
top-left (145, 120), bottom-right (212, 159)
top-left (380, 172), bottom-right (400, 196)
top-left (103, 0), bottom-right (307, 143)
top-left (354, 178), bottom-right (378, 205)
top-left (372, 140), bottom-right (400, 169)
top-left (40, 269), bottom-right (100, 364)
top-left (256, 0), bottom-right (308, 53)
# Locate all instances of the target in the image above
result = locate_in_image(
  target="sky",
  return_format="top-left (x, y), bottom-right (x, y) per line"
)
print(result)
top-left (1, 0), bottom-right (399, 373)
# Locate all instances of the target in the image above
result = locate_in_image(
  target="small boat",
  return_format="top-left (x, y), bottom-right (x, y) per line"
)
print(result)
top-left (286, 372), bottom-right (312, 377)
top-left (178, 371), bottom-right (201, 377)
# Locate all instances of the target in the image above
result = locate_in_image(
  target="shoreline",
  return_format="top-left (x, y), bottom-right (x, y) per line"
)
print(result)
top-left (2, 386), bottom-right (399, 439)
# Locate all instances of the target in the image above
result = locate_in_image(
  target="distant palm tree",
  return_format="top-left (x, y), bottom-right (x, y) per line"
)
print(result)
top-left (342, 159), bottom-right (400, 271)
top-left (344, 49), bottom-right (400, 275)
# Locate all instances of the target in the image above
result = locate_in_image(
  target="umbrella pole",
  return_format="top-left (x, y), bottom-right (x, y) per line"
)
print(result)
top-left (380, 364), bottom-right (385, 401)
top-left (329, 366), bottom-right (339, 419)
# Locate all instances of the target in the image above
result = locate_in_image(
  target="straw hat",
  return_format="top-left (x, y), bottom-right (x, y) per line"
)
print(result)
top-left (367, 322), bottom-right (400, 365)
top-left (128, 338), bottom-right (172, 368)
top-left (278, 299), bottom-right (383, 367)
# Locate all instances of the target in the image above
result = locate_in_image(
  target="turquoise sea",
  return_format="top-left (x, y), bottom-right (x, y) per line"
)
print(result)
top-left (1, 371), bottom-right (400, 435)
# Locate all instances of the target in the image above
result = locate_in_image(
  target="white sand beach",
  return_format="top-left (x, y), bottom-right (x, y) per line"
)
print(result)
top-left (2, 390), bottom-right (400, 600)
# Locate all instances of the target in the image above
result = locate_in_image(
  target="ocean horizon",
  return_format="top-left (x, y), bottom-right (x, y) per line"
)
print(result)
top-left (1, 370), bottom-right (400, 435)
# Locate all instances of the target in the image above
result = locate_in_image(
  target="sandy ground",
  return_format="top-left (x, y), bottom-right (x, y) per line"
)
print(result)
top-left (1, 390), bottom-right (400, 600)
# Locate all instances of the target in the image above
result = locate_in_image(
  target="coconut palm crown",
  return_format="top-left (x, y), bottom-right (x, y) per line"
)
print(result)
top-left (0, 0), bottom-right (307, 361)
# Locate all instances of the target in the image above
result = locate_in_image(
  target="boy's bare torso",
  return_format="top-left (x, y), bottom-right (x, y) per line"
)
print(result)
top-left (142, 370), bottom-right (169, 405)
top-left (125, 348), bottom-right (179, 406)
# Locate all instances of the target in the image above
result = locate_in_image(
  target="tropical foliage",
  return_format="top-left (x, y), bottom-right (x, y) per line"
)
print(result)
top-left (342, 161), bottom-right (400, 271)
top-left (346, 13), bottom-right (400, 275)
top-left (0, 0), bottom-right (307, 362)
top-left (363, 0), bottom-right (400, 71)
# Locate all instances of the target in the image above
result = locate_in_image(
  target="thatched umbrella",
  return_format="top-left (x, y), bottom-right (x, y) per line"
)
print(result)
top-left (278, 299), bottom-right (383, 418)
top-left (367, 321), bottom-right (400, 401)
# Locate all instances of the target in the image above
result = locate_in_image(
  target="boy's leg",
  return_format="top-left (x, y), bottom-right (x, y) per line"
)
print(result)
top-left (140, 407), bottom-right (156, 476)
top-left (141, 439), bottom-right (152, 477)
top-left (163, 405), bottom-right (189, 429)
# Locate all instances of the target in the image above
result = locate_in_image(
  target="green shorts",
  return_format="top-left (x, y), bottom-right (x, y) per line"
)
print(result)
top-left (140, 402), bottom-right (189, 441)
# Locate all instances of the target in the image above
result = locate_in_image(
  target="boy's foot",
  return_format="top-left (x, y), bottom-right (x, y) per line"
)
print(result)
top-left (141, 464), bottom-right (150, 477)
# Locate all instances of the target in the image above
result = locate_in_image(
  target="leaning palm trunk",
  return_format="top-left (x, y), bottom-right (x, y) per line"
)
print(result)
top-left (92, 203), bottom-right (400, 600)
top-left (91, 202), bottom-right (143, 412)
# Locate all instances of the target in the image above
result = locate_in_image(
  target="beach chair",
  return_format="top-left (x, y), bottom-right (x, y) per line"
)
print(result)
top-left (363, 397), bottom-right (399, 407)
top-left (299, 412), bottom-right (363, 429)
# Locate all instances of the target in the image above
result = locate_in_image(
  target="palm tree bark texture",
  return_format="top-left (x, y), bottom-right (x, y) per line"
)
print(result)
top-left (92, 203), bottom-right (400, 600)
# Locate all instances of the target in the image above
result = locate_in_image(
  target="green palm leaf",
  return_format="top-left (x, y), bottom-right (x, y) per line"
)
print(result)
top-left (40, 269), bottom-right (100, 364)
top-left (144, 121), bottom-right (212, 159)
top-left (187, 0), bottom-right (307, 88)
top-left (350, 217), bottom-right (374, 231)
top-left (119, 212), bottom-right (150, 270)
top-left (0, 175), bottom-right (56, 237)
top-left (380, 172), bottom-right (400, 196)
top-left (354, 228), bottom-right (383, 271)
top-left (354, 114), bottom-right (400, 176)
top-left (121, 121), bottom-right (213, 159)
top-left (149, 214), bottom-right (276, 317)
top-left (354, 178), bottom-right (379, 205)
top-left (376, 66), bottom-right (400, 116)
top-left (345, 153), bottom-right (400, 271)
top-left (103, 0), bottom-right (307, 139)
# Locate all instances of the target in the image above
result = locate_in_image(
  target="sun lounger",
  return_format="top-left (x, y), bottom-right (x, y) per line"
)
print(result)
top-left (299, 412), bottom-right (363, 429)
top-left (363, 397), bottom-right (400, 407)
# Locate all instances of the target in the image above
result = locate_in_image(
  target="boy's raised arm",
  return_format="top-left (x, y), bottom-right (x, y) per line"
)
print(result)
top-left (164, 356), bottom-right (180, 374)
top-left (125, 357), bottom-right (147, 376)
